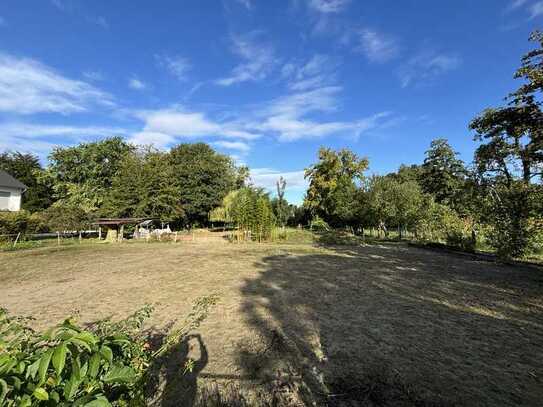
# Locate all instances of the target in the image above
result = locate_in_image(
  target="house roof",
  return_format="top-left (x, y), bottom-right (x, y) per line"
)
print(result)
top-left (0, 170), bottom-right (27, 190)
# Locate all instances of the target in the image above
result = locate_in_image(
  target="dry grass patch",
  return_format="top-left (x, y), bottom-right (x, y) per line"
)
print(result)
top-left (1, 241), bottom-right (542, 406)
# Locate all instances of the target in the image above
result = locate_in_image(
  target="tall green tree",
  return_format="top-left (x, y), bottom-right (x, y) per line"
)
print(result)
top-left (104, 148), bottom-right (183, 222)
top-left (304, 147), bottom-right (368, 227)
top-left (45, 137), bottom-right (133, 212)
top-left (469, 31), bottom-right (543, 258)
top-left (420, 138), bottom-right (466, 208)
top-left (169, 143), bottom-right (240, 226)
top-left (275, 176), bottom-right (287, 227)
top-left (230, 187), bottom-right (275, 241)
top-left (0, 152), bottom-right (53, 211)
top-left (364, 176), bottom-right (425, 236)
top-left (510, 30), bottom-right (543, 106)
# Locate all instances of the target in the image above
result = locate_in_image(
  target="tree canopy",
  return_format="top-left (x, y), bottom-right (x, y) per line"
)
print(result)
top-left (304, 147), bottom-right (368, 227)
top-left (169, 143), bottom-right (241, 226)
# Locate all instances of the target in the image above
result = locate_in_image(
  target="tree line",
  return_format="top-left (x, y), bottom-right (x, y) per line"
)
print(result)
top-left (0, 141), bottom-right (250, 233)
top-left (303, 31), bottom-right (543, 259)
top-left (1, 31), bottom-right (542, 258)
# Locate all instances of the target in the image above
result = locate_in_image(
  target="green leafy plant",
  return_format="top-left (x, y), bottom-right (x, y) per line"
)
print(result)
top-left (0, 295), bottom-right (218, 406)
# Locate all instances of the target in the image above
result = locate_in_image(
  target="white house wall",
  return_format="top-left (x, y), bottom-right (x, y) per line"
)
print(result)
top-left (0, 187), bottom-right (23, 211)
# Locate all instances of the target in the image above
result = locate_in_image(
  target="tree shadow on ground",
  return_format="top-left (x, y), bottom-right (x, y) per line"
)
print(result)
top-left (238, 243), bottom-right (543, 406)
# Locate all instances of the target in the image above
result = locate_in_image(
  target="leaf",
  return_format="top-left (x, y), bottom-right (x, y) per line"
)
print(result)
top-left (0, 378), bottom-right (8, 405)
top-left (74, 331), bottom-right (98, 347)
top-left (18, 394), bottom-right (32, 407)
top-left (12, 376), bottom-right (22, 390)
top-left (57, 328), bottom-right (79, 341)
top-left (99, 346), bottom-right (113, 364)
top-left (72, 356), bottom-right (84, 381)
top-left (63, 373), bottom-right (80, 401)
top-left (38, 348), bottom-right (54, 384)
top-left (16, 361), bottom-right (26, 374)
top-left (69, 338), bottom-right (92, 352)
top-left (0, 357), bottom-right (15, 375)
top-left (50, 390), bottom-right (60, 403)
top-left (52, 343), bottom-right (68, 376)
top-left (102, 364), bottom-right (137, 384)
top-left (80, 360), bottom-right (88, 379)
top-left (84, 396), bottom-right (112, 407)
top-left (32, 387), bottom-right (49, 401)
top-left (26, 358), bottom-right (40, 380)
top-left (88, 353), bottom-right (101, 378)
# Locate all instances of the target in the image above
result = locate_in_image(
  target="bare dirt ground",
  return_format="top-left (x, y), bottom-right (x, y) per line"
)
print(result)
top-left (1, 241), bottom-right (542, 406)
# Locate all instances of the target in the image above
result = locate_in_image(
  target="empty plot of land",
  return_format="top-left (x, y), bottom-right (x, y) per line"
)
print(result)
top-left (1, 242), bottom-right (542, 406)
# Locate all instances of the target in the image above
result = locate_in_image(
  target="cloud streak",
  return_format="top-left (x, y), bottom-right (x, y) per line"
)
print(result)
top-left (156, 54), bottom-right (191, 81)
top-left (0, 52), bottom-right (114, 115)
top-left (281, 54), bottom-right (339, 91)
top-left (356, 29), bottom-right (399, 63)
top-left (128, 77), bottom-right (146, 90)
top-left (308, 0), bottom-right (350, 13)
top-left (399, 50), bottom-right (461, 88)
top-left (215, 32), bottom-right (277, 86)
top-left (0, 122), bottom-right (128, 158)
top-left (213, 140), bottom-right (251, 152)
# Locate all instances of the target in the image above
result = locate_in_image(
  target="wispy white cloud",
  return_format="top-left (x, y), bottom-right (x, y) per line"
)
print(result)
top-left (0, 52), bottom-right (114, 115)
top-left (308, 0), bottom-right (350, 13)
top-left (399, 50), bottom-right (461, 88)
top-left (0, 123), bottom-right (127, 139)
top-left (0, 122), bottom-right (128, 157)
top-left (356, 29), bottom-right (399, 63)
top-left (510, 0), bottom-right (530, 9)
top-left (128, 77), bottom-right (146, 90)
top-left (213, 140), bottom-right (251, 152)
top-left (127, 132), bottom-right (176, 150)
top-left (82, 71), bottom-right (104, 81)
top-left (135, 108), bottom-right (261, 141)
top-left (235, 0), bottom-right (252, 10)
top-left (529, 1), bottom-right (543, 18)
top-left (51, 0), bottom-right (68, 11)
top-left (155, 54), bottom-right (191, 81)
top-left (88, 16), bottom-right (108, 28)
top-left (281, 54), bottom-right (339, 91)
top-left (215, 32), bottom-right (277, 86)
top-left (250, 86), bottom-right (392, 141)
top-left (504, 0), bottom-right (543, 18)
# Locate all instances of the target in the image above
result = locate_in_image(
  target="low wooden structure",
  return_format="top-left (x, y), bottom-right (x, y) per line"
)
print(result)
top-left (93, 218), bottom-right (152, 242)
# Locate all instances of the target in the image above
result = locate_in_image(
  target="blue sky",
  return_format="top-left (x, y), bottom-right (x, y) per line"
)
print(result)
top-left (0, 0), bottom-right (540, 203)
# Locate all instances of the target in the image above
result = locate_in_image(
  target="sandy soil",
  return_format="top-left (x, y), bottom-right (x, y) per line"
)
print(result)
top-left (1, 241), bottom-right (542, 406)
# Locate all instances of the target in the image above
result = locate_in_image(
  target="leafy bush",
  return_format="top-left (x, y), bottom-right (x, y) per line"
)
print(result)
top-left (483, 183), bottom-right (540, 259)
top-left (415, 202), bottom-right (476, 251)
top-left (309, 216), bottom-right (329, 232)
top-left (230, 188), bottom-right (275, 242)
top-left (0, 240), bottom-right (43, 252)
top-left (0, 211), bottom-right (45, 236)
top-left (0, 296), bottom-right (218, 406)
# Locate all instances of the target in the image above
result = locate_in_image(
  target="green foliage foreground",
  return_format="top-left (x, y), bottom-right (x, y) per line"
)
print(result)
top-left (0, 296), bottom-right (218, 406)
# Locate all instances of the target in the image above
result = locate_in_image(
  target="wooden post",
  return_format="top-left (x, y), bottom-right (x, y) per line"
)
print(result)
top-left (119, 224), bottom-right (124, 242)
top-left (98, 226), bottom-right (102, 240)
top-left (13, 232), bottom-right (20, 248)
top-left (79, 231), bottom-right (82, 244)
top-left (57, 231), bottom-right (60, 246)
top-left (174, 231), bottom-right (178, 243)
